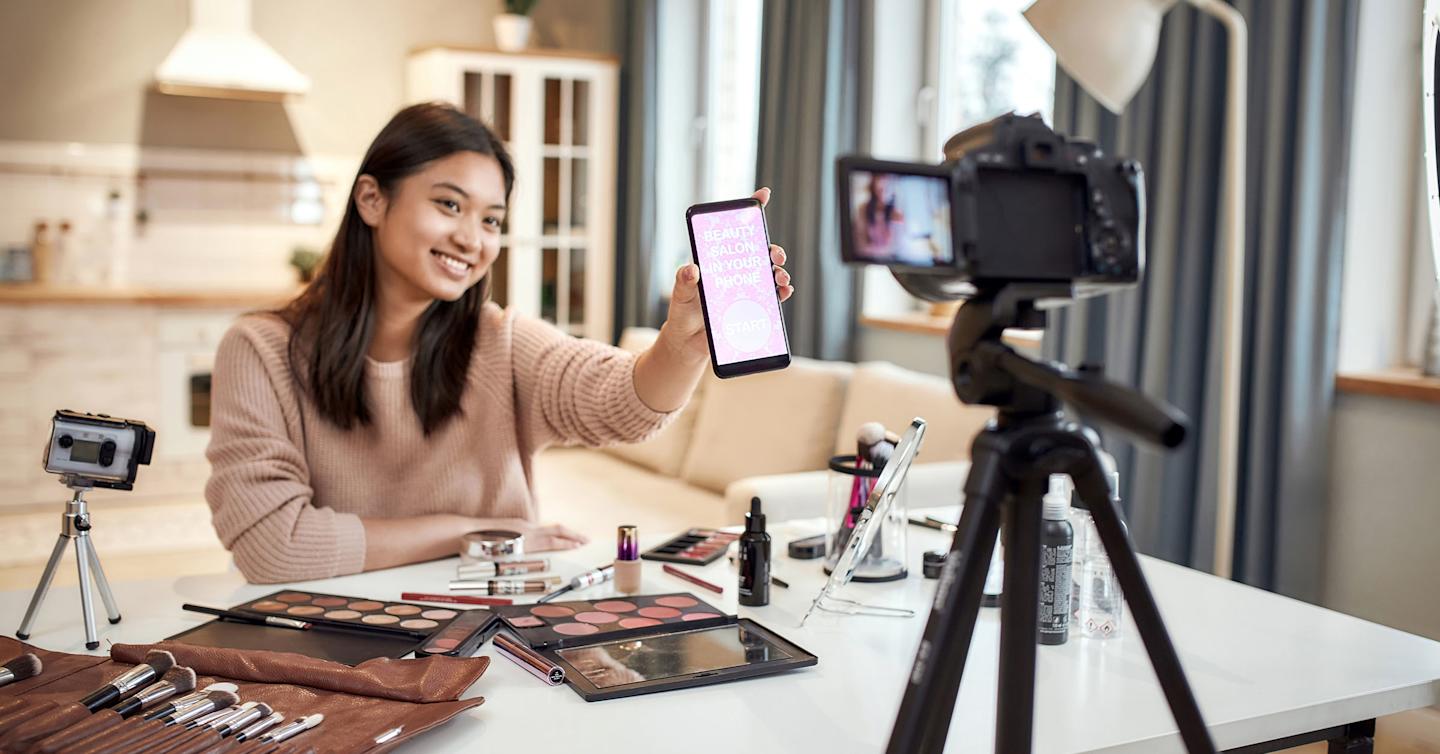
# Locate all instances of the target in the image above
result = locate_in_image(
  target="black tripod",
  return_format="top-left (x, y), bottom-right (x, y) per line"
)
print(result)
top-left (886, 284), bottom-right (1217, 754)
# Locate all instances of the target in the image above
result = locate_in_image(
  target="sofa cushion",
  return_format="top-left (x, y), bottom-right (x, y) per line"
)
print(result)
top-left (832, 361), bottom-right (993, 464)
top-left (600, 328), bottom-right (711, 476)
top-left (679, 357), bottom-right (852, 493)
top-left (535, 447), bottom-right (731, 533)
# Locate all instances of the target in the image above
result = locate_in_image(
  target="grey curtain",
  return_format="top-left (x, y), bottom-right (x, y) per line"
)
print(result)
top-left (1045, 0), bottom-right (1356, 601)
top-left (754, 0), bottom-right (872, 360)
top-left (614, 0), bottom-right (662, 341)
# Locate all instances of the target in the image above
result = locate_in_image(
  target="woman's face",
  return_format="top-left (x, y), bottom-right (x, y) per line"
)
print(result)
top-left (360, 151), bottom-right (507, 304)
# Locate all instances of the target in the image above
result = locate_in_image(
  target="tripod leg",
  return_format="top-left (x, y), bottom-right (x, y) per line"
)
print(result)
top-left (80, 536), bottom-right (122, 624)
top-left (16, 534), bottom-right (70, 640)
top-left (1073, 463), bottom-right (1217, 753)
top-left (886, 447), bottom-right (1006, 754)
top-left (73, 536), bottom-right (100, 650)
top-left (995, 477), bottom-right (1044, 754)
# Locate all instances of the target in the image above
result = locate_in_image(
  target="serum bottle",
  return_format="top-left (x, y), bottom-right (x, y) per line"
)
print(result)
top-left (738, 497), bottom-right (771, 606)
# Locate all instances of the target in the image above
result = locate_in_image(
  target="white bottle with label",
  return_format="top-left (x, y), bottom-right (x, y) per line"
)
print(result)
top-left (1078, 468), bottom-right (1125, 639)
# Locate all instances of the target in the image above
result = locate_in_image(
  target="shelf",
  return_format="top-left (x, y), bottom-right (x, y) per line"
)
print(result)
top-left (860, 312), bottom-right (1043, 352)
top-left (0, 284), bottom-right (299, 307)
top-left (1336, 369), bottom-right (1440, 405)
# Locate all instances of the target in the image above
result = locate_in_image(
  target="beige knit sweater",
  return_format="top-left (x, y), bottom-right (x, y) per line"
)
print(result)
top-left (205, 304), bottom-right (674, 583)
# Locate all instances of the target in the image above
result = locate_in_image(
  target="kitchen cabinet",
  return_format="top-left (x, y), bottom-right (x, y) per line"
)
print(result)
top-left (408, 47), bottom-right (619, 341)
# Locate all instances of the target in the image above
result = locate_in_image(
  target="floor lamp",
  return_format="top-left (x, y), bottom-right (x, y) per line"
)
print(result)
top-left (1025, 0), bottom-right (1248, 578)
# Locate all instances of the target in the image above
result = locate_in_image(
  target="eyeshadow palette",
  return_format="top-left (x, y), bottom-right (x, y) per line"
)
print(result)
top-left (640, 528), bottom-right (740, 565)
top-left (415, 608), bottom-right (500, 658)
top-left (238, 590), bottom-right (465, 638)
top-left (493, 593), bottom-right (732, 650)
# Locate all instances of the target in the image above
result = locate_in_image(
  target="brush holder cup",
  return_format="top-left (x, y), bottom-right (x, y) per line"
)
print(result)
top-left (823, 455), bottom-right (909, 582)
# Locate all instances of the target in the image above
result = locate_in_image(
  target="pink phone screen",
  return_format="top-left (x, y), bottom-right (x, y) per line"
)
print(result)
top-left (691, 205), bottom-right (786, 366)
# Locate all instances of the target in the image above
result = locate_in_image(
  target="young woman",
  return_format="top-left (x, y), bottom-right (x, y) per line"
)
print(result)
top-left (206, 103), bottom-right (793, 583)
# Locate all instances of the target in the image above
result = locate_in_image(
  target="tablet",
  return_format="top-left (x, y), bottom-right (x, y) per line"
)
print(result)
top-left (548, 618), bottom-right (817, 702)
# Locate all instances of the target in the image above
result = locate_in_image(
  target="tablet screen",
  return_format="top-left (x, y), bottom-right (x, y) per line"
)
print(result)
top-left (555, 622), bottom-right (792, 689)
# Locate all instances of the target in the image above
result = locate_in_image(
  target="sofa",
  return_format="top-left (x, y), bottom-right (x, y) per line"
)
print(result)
top-left (532, 328), bottom-right (994, 538)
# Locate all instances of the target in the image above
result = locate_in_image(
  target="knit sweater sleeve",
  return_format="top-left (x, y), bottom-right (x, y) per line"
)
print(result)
top-left (509, 312), bottom-right (677, 451)
top-left (204, 319), bottom-right (367, 583)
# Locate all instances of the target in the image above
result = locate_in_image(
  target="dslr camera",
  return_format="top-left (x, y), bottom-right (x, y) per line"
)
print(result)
top-left (43, 410), bottom-right (155, 490)
top-left (836, 112), bottom-right (1144, 303)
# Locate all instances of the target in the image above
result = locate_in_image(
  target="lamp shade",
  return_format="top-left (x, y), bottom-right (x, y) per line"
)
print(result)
top-left (1024, 0), bottom-right (1177, 113)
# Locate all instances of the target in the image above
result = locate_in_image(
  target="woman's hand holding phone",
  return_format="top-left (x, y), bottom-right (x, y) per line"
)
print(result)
top-left (660, 187), bottom-right (793, 365)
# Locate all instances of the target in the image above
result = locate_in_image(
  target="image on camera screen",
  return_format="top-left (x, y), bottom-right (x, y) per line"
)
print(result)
top-left (846, 170), bottom-right (953, 267)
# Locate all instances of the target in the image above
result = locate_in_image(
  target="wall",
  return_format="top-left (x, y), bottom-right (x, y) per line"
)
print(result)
top-left (0, 0), bottom-right (620, 289)
top-left (1324, 395), bottom-right (1440, 641)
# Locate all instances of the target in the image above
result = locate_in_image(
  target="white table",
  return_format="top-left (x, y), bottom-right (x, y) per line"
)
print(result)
top-left (4, 516), bottom-right (1440, 753)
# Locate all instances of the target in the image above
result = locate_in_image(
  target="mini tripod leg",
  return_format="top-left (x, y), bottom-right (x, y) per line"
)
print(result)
top-left (80, 536), bottom-right (121, 624)
top-left (995, 476), bottom-right (1045, 754)
top-left (16, 534), bottom-right (69, 640)
top-left (73, 536), bottom-right (100, 650)
top-left (1072, 460), bottom-right (1216, 753)
top-left (887, 448), bottom-right (1006, 754)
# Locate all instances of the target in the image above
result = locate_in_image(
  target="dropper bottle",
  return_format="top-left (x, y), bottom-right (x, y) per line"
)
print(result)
top-left (738, 497), bottom-right (771, 606)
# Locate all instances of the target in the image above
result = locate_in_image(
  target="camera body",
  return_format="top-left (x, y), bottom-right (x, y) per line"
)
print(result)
top-left (43, 410), bottom-right (155, 490)
top-left (836, 112), bottom-right (1144, 302)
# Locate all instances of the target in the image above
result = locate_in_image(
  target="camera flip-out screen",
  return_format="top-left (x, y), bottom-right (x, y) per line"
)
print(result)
top-left (838, 160), bottom-right (955, 268)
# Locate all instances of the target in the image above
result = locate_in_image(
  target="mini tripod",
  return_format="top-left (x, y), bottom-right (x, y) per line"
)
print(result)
top-left (16, 475), bottom-right (122, 650)
top-left (885, 284), bottom-right (1216, 753)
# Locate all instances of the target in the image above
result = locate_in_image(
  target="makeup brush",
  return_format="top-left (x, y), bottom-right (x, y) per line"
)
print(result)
top-left (78, 649), bottom-right (176, 712)
top-left (0, 653), bottom-right (41, 688)
top-left (233, 711), bottom-right (284, 742)
top-left (258, 713), bottom-right (324, 744)
top-left (0, 652), bottom-right (177, 753)
top-left (106, 689), bottom-right (240, 754)
top-left (33, 668), bottom-right (197, 754)
top-left (142, 683), bottom-right (239, 721)
top-left (856, 422), bottom-right (886, 467)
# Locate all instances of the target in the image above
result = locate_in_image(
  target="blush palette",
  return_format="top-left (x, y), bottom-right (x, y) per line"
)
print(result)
top-left (640, 528), bottom-right (740, 565)
top-left (238, 589), bottom-right (465, 639)
top-left (493, 593), bottom-right (732, 649)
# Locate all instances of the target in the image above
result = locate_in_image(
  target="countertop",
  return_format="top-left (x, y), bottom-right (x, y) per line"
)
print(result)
top-left (0, 284), bottom-right (299, 307)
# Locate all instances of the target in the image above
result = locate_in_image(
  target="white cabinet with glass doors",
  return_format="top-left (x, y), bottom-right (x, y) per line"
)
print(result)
top-left (407, 47), bottom-right (617, 341)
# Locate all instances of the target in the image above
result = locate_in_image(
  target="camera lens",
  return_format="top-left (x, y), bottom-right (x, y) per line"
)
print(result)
top-left (58, 434), bottom-right (73, 449)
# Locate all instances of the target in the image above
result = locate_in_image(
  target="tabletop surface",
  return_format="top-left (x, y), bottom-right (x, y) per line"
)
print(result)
top-left (4, 514), bottom-right (1440, 753)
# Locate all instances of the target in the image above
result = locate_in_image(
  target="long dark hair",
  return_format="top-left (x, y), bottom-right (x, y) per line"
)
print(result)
top-left (278, 103), bottom-right (514, 435)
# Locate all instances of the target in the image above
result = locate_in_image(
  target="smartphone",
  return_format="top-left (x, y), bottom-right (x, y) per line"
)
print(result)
top-left (686, 198), bottom-right (791, 378)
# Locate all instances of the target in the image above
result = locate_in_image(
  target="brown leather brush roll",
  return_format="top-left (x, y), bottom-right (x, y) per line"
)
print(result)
top-left (0, 636), bottom-right (490, 753)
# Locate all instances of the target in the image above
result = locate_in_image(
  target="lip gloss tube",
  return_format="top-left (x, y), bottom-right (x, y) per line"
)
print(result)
top-left (449, 578), bottom-right (562, 595)
top-left (493, 633), bottom-right (565, 686)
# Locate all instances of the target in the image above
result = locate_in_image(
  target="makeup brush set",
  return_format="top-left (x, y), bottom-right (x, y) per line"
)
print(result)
top-left (0, 649), bottom-right (325, 753)
top-left (0, 635), bottom-right (489, 754)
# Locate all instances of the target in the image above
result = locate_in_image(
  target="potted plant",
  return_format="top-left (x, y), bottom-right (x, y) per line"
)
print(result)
top-left (289, 246), bottom-right (323, 284)
top-left (494, 0), bottom-right (538, 52)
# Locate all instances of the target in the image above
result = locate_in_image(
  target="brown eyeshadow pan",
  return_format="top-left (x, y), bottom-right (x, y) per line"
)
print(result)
top-left (276, 592), bottom-right (312, 603)
top-left (287, 605), bottom-right (325, 616)
top-left (324, 609), bottom-right (362, 620)
top-left (384, 605), bottom-right (422, 616)
top-left (422, 609), bottom-right (458, 621)
top-left (400, 619), bottom-right (439, 630)
top-left (249, 600), bottom-right (287, 612)
top-left (362, 614), bottom-right (400, 625)
top-left (312, 596), bottom-right (348, 608)
top-left (348, 600), bottom-right (385, 612)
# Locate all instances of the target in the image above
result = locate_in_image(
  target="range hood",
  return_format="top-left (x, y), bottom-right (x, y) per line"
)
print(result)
top-left (155, 0), bottom-right (310, 102)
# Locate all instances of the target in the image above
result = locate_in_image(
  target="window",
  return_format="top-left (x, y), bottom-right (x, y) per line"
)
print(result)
top-left (653, 0), bottom-right (763, 307)
top-left (929, 0), bottom-right (1056, 160)
top-left (865, 0), bottom-right (1057, 320)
